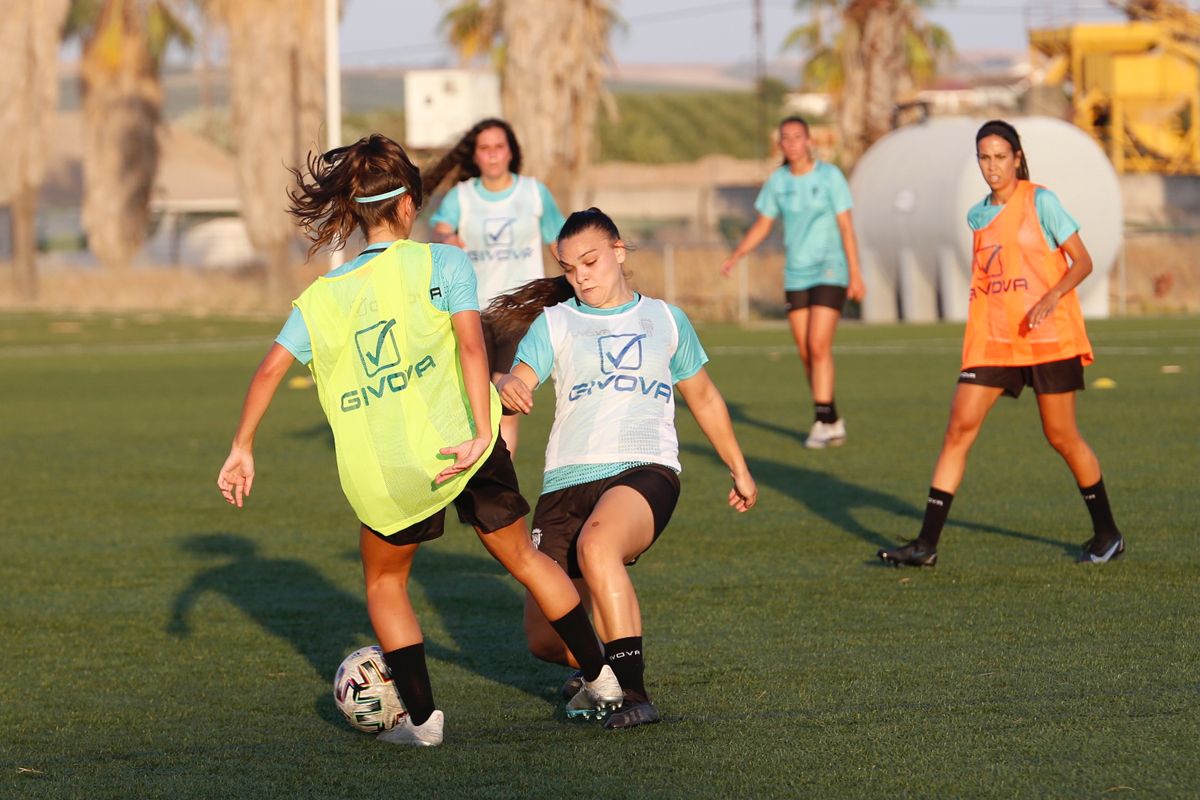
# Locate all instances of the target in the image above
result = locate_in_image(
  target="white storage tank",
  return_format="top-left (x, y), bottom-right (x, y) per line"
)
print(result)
top-left (849, 116), bottom-right (1121, 323)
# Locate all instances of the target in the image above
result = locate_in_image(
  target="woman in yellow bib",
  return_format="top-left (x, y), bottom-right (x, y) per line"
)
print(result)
top-left (877, 120), bottom-right (1125, 567)
top-left (215, 135), bottom-right (621, 747)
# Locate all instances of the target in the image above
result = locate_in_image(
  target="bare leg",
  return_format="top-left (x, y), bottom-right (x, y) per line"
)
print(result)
top-left (524, 579), bottom-right (591, 667)
top-left (474, 519), bottom-right (585, 622)
top-left (806, 305), bottom-right (842, 405)
top-left (575, 486), bottom-right (655, 641)
top-left (1036, 391), bottom-right (1102, 486)
top-left (787, 307), bottom-right (812, 387)
top-left (929, 383), bottom-right (1006, 493)
top-left (359, 526), bottom-right (422, 650)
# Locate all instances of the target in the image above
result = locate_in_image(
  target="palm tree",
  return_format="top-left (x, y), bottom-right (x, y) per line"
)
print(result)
top-left (69, 0), bottom-right (192, 273)
top-left (0, 0), bottom-right (70, 300)
top-left (441, 0), bottom-right (616, 202)
top-left (785, 0), bottom-right (952, 165)
top-left (207, 0), bottom-right (325, 301)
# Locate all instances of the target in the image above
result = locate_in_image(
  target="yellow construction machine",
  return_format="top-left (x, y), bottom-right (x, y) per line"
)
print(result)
top-left (1030, 0), bottom-right (1200, 174)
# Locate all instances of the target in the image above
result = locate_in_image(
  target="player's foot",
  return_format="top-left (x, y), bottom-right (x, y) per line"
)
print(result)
top-left (1078, 534), bottom-right (1125, 564)
top-left (877, 538), bottom-right (938, 567)
top-left (559, 670), bottom-right (584, 703)
top-left (376, 709), bottom-right (444, 747)
top-left (805, 419), bottom-right (847, 449)
top-left (567, 665), bottom-right (623, 719)
top-left (604, 699), bottom-right (661, 730)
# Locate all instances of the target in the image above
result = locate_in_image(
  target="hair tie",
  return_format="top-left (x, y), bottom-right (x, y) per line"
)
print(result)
top-left (353, 186), bottom-right (408, 204)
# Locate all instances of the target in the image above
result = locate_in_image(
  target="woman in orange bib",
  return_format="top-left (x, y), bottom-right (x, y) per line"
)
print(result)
top-left (877, 119), bottom-right (1125, 567)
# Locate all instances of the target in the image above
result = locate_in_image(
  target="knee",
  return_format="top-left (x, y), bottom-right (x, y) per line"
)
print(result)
top-left (1042, 424), bottom-right (1079, 455)
top-left (575, 532), bottom-right (618, 578)
top-left (363, 566), bottom-right (410, 599)
top-left (943, 417), bottom-right (979, 449)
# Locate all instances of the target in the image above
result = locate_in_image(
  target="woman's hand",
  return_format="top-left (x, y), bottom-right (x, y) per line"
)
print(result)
top-left (719, 254), bottom-right (740, 277)
top-left (848, 273), bottom-right (866, 303)
top-left (729, 468), bottom-right (758, 512)
top-left (217, 447), bottom-right (255, 508)
top-left (435, 436), bottom-right (491, 484)
top-left (1022, 289), bottom-right (1061, 333)
top-left (496, 373), bottom-right (534, 415)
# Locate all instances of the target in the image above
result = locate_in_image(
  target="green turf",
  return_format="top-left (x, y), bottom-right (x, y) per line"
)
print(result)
top-left (1, 313), bottom-right (1197, 799)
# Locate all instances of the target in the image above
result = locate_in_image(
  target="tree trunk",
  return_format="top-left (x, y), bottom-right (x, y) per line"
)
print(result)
top-left (0, 0), bottom-right (69, 300)
top-left (838, 0), bottom-right (908, 167)
top-left (12, 182), bottom-right (38, 300)
top-left (216, 0), bottom-right (324, 302)
top-left (501, 0), bottom-right (610, 202)
top-left (80, 0), bottom-right (162, 273)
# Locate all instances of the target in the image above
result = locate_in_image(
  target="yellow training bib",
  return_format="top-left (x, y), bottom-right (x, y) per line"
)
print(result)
top-left (293, 240), bottom-right (500, 534)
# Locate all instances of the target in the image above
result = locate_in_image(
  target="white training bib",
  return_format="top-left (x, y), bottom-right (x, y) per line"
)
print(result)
top-left (542, 297), bottom-right (681, 473)
top-left (456, 175), bottom-right (545, 306)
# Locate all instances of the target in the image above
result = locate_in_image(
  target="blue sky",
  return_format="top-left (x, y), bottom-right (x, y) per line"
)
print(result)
top-left (337, 0), bottom-right (1131, 68)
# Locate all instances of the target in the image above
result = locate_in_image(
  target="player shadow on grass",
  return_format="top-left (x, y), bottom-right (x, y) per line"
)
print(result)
top-left (167, 533), bottom-right (373, 727)
top-left (167, 533), bottom-right (554, 727)
top-left (678, 442), bottom-right (1078, 557)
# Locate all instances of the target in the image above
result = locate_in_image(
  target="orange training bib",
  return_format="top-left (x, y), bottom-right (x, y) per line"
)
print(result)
top-left (962, 180), bottom-right (1093, 369)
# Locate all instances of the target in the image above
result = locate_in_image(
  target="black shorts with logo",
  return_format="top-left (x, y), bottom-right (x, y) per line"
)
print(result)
top-left (785, 284), bottom-right (848, 312)
top-left (365, 435), bottom-right (530, 546)
top-left (957, 356), bottom-right (1085, 399)
top-left (531, 464), bottom-right (681, 579)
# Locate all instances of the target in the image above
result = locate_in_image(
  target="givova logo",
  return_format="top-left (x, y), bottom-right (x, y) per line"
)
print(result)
top-left (341, 319), bottom-right (437, 412)
top-left (970, 244), bottom-right (1028, 300)
top-left (355, 319), bottom-right (400, 377)
top-left (468, 216), bottom-right (534, 263)
top-left (569, 332), bottom-right (671, 403)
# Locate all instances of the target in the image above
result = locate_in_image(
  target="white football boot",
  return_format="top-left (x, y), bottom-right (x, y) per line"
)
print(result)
top-left (566, 665), bottom-right (624, 719)
top-left (804, 418), bottom-right (847, 449)
top-left (376, 709), bottom-right (444, 747)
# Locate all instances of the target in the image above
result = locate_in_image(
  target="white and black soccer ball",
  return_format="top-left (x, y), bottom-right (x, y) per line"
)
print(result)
top-left (333, 646), bottom-right (407, 733)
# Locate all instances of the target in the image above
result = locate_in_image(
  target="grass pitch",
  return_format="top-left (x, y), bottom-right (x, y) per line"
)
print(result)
top-left (1, 312), bottom-right (1197, 799)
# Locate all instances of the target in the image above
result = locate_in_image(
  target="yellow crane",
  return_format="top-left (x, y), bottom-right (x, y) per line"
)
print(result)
top-left (1029, 0), bottom-right (1200, 174)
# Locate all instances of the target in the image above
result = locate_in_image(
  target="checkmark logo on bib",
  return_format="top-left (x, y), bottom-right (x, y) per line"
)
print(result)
top-left (355, 319), bottom-right (401, 377)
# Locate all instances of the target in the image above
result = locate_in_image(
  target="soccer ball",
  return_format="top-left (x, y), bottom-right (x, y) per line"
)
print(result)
top-left (333, 646), bottom-right (407, 733)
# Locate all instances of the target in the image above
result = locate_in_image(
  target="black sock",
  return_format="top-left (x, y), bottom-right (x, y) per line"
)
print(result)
top-left (604, 637), bottom-right (648, 704)
top-left (917, 488), bottom-right (954, 547)
top-left (814, 400), bottom-right (838, 424)
top-left (1079, 478), bottom-right (1120, 542)
top-left (382, 643), bottom-right (435, 726)
top-left (549, 603), bottom-right (605, 681)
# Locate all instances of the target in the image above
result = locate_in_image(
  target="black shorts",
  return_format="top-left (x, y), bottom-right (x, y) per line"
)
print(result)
top-left (530, 464), bottom-right (681, 579)
top-left (483, 318), bottom-right (519, 377)
top-left (957, 356), bottom-right (1085, 399)
top-left (365, 435), bottom-right (530, 546)
top-left (786, 284), bottom-right (848, 312)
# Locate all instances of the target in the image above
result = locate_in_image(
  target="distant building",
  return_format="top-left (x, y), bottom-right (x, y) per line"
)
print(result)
top-left (403, 69), bottom-right (502, 149)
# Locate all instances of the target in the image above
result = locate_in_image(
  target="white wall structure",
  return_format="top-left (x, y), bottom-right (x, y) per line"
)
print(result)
top-left (404, 70), bottom-right (502, 149)
top-left (850, 116), bottom-right (1121, 322)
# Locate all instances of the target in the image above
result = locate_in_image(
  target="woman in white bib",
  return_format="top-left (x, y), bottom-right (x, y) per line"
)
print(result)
top-left (215, 136), bottom-right (622, 747)
top-left (492, 208), bottom-right (758, 729)
top-left (425, 118), bottom-right (567, 457)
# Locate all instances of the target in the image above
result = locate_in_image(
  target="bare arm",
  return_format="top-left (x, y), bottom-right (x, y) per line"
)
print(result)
top-left (1023, 232), bottom-right (1093, 332)
top-left (720, 215), bottom-right (775, 277)
top-left (675, 368), bottom-right (757, 512)
top-left (836, 210), bottom-right (866, 302)
top-left (217, 343), bottom-right (296, 507)
top-left (431, 221), bottom-right (465, 249)
top-left (437, 310), bottom-right (494, 483)
top-left (495, 361), bottom-right (539, 415)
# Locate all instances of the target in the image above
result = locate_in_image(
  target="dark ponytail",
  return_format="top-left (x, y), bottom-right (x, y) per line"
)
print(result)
top-left (287, 134), bottom-right (423, 257)
top-left (423, 118), bottom-right (523, 196)
top-left (556, 206), bottom-right (622, 248)
top-left (976, 119), bottom-right (1029, 180)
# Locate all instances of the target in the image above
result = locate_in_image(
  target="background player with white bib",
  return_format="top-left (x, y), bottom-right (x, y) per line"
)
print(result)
top-left (425, 118), bottom-right (567, 456)
top-left (491, 208), bottom-right (758, 729)
top-left (721, 116), bottom-right (865, 449)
